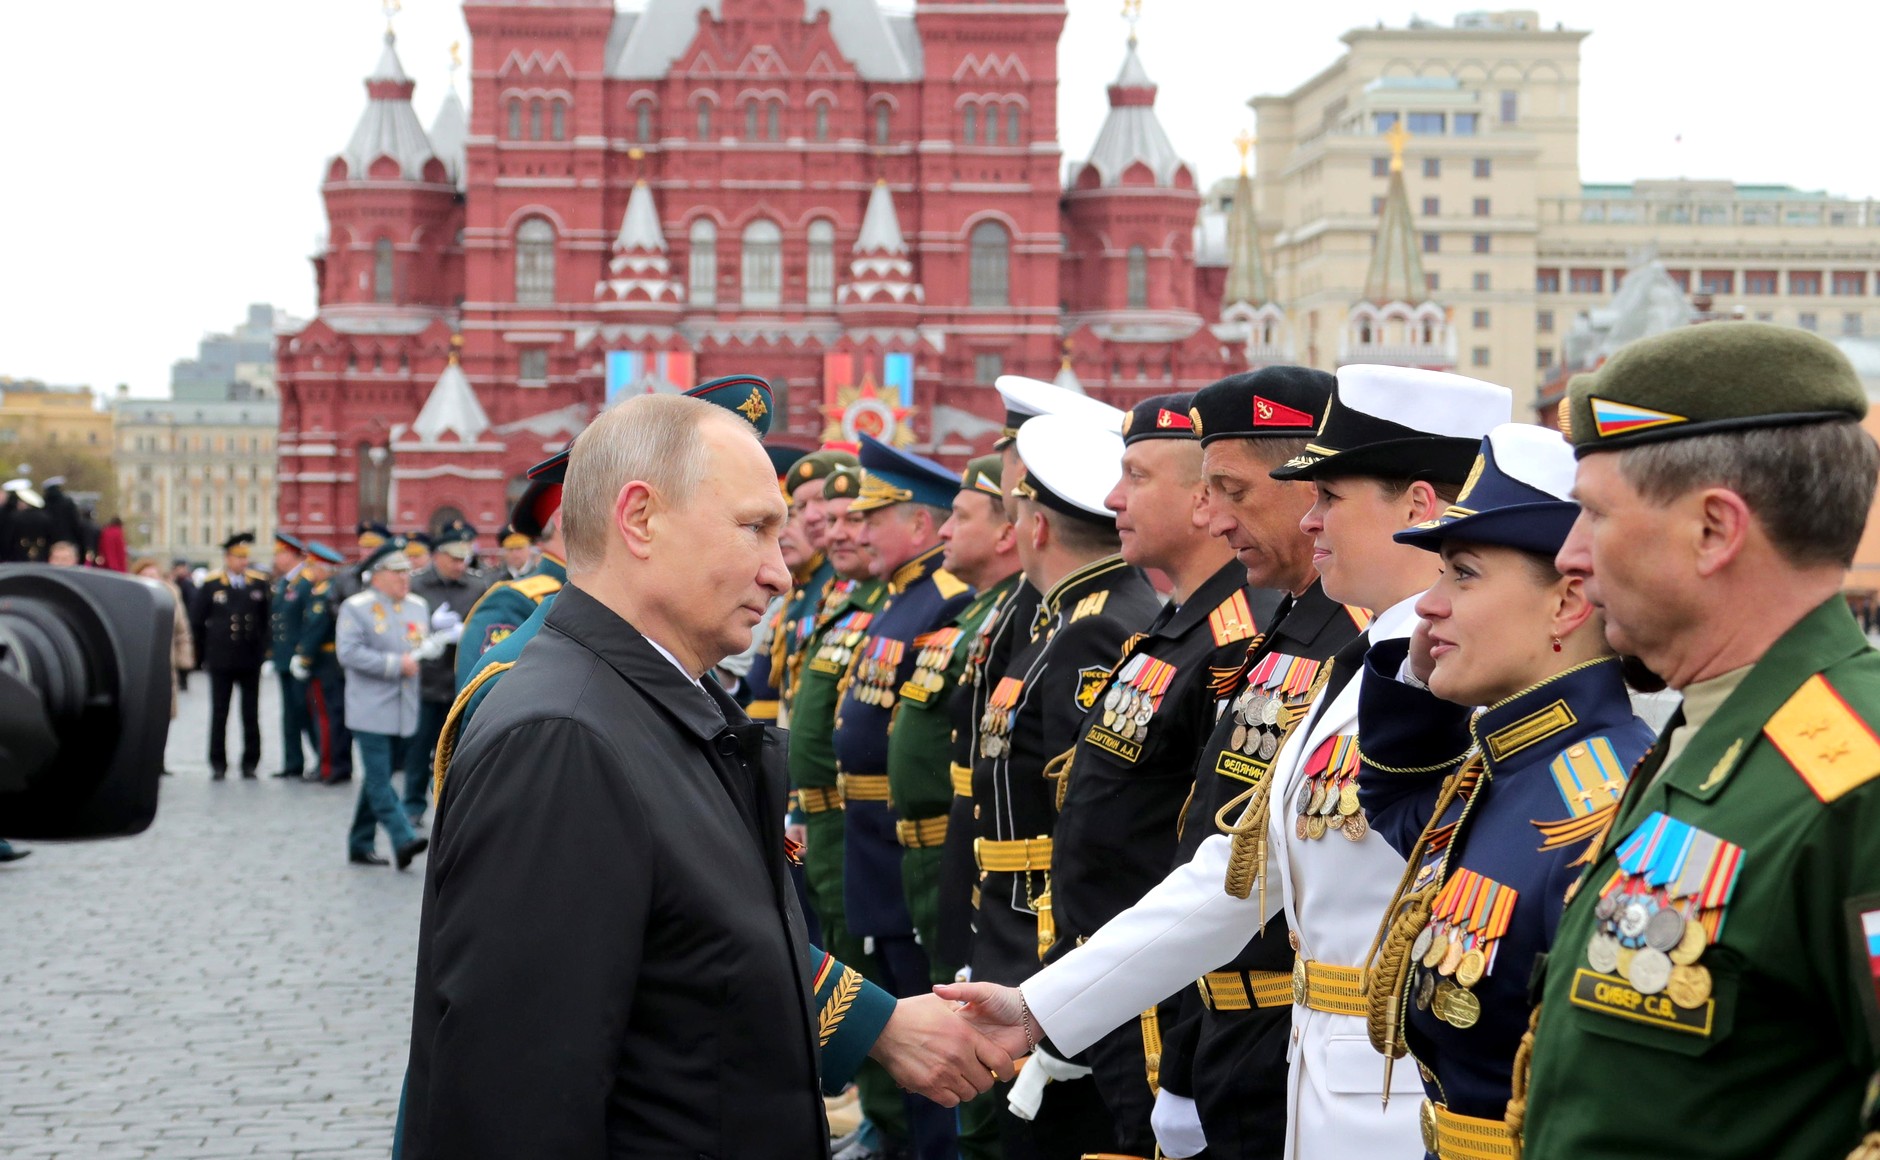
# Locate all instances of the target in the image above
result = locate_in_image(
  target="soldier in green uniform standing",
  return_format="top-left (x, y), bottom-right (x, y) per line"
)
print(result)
top-left (455, 502), bottom-right (565, 685)
top-left (1518, 322), bottom-right (1880, 1158)
top-left (292, 542), bottom-right (354, 783)
top-left (777, 450), bottom-right (858, 726)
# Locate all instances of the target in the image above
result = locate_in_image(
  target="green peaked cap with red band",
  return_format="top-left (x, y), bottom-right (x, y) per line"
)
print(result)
top-left (1564, 321), bottom-right (1865, 455)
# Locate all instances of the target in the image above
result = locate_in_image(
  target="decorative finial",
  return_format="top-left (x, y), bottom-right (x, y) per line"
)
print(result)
top-left (1385, 118), bottom-right (1409, 174)
top-left (448, 333), bottom-right (464, 365)
top-left (449, 40), bottom-right (462, 73)
top-left (383, 0), bottom-right (402, 37)
top-left (1121, 0), bottom-right (1141, 46)
top-left (1234, 129), bottom-right (1254, 177)
top-left (628, 147), bottom-right (645, 162)
top-left (1060, 337), bottom-right (1074, 369)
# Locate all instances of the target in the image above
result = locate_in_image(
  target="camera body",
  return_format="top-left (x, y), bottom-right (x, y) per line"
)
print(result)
top-left (0, 565), bottom-right (172, 839)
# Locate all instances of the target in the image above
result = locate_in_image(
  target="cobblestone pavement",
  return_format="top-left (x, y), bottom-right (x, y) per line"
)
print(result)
top-left (2, 674), bottom-right (424, 1158)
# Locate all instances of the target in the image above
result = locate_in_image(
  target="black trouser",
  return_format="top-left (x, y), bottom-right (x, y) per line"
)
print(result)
top-left (996, 1071), bottom-right (1122, 1160)
top-left (208, 666), bottom-right (262, 772)
top-left (1190, 1005), bottom-right (1290, 1160)
top-left (1085, 1002), bottom-right (1164, 1157)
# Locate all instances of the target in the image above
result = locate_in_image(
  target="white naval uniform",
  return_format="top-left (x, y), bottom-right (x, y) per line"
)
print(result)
top-left (1023, 595), bottom-right (1425, 1160)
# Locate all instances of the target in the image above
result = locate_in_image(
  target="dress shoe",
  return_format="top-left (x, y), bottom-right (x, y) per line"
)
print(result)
top-left (395, 837), bottom-right (430, 870)
top-left (0, 845), bottom-right (31, 864)
top-left (349, 850), bottom-right (389, 867)
top-left (271, 769), bottom-right (304, 779)
top-left (211, 767), bottom-right (227, 781)
top-left (240, 767), bottom-right (258, 780)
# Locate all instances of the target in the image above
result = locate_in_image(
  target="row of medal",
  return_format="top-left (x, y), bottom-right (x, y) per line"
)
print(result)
top-left (1296, 734), bottom-right (1367, 841)
top-left (1225, 653), bottom-right (1322, 762)
top-left (813, 611), bottom-right (874, 669)
top-left (1100, 653), bottom-right (1177, 743)
top-left (979, 676), bottom-right (1025, 758)
top-left (849, 637), bottom-right (906, 708)
top-left (1409, 868), bottom-right (1519, 1028)
top-left (1586, 811), bottom-right (1743, 1009)
top-left (904, 627), bottom-right (965, 696)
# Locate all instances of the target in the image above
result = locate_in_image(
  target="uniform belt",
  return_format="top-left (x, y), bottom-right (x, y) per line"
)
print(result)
top-left (837, 773), bottom-right (891, 802)
top-left (1420, 1100), bottom-right (1518, 1160)
top-left (896, 815), bottom-right (950, 848)
top-left (950, 762), bottom-right (973, 798)
top-left (797, 786), bottom-right (843, 813)
top-left (1290, 959), bottom-right (1366, 1016)
top-left (1196, 968), bottom-right (1294, 1011)
top-left (974, 836), bottom-right (1054, 872)
top-left (321, 642), bottom-right (335, 652)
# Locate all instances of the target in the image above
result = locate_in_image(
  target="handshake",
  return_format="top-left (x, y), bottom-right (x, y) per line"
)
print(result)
top-left (866, 982), bottom-right (1031, 1107)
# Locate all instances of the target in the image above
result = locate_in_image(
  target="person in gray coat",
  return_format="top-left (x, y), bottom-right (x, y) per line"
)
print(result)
top-left (337, 539), bottom-right (435, 869)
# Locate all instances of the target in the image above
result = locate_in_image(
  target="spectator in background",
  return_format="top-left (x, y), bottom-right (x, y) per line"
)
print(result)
top-left (403, 523), bottom-right (486, 825)
top-left (96, 517), bottom-right (128, 572)
top-left (134, 557), bottom-right (194, 725)
top-left (46, 541), bottom-right (79, 567)
top-left (171, 559), bottom-right (199, 691)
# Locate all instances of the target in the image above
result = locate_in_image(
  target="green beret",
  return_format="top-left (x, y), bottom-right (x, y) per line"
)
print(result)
top-left (823, 464), bottom-right (864, 501)
top-left (961, 454), bottom-right (1003, 497)
top-left (788, 449), bottom-right (860, 495)
top-left (1566, 322), bottom-right (1866, 454)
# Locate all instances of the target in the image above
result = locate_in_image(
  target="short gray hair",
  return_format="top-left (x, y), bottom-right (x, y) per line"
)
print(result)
top-left (562, 394), bottom-right (737, 571)
top-left (1615, 420), bottom-right (1879, 568)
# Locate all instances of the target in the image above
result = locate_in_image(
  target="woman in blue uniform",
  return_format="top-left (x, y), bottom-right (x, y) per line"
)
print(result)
top-left (1356, 423), bottom-right (1657, 1159)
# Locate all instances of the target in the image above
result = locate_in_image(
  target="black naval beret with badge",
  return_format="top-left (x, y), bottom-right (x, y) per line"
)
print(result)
top-left (1120, 392), bottom-right (1197, 444)
top-left (1014, 412), bottom-right (1123, 528)
top-left (1189, 366), bottom-right (1335, 445)
top-left (788, 448), bottom-right (861, 496)
top-left (1396, 423), bottom-right (1580, 557)
top-left (852, 434), bottom-right (961, 512)
top-left (1269, 364), bottom-right (1510, 485)
top-left (1563, 320), bottom-right (1866, 454)
top-left (961, 453), bottom-right (1004, 498)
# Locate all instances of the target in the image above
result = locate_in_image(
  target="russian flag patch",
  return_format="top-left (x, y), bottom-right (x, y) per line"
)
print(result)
top-left (1589, 396), bottom-right (1688, 439)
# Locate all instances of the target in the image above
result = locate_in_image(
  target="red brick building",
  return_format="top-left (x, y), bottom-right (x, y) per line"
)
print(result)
top-left (277, 0), bottom-right (1247, 544)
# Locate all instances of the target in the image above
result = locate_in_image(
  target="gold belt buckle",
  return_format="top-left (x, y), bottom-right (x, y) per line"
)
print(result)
top-left (1419, 1099), bottom-right (1440, 1155)
top-left (1291, 957), bottom-right (1308, 1006)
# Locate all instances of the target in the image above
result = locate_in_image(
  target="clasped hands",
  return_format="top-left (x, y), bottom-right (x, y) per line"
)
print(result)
top-left (866, 982), bottom-right (1031, 1107)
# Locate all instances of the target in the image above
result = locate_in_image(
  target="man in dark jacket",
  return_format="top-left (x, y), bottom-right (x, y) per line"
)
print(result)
top-left (191, 532), bottom-right (270, 778)
top-left (402, 522), bottom-right (487, 823)
top-left (402, 393), bottom-right (1021, 1159)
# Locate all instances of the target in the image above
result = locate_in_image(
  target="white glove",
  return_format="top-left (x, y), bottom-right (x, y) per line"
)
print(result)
top-left (1151, 1089), bottom-right (1207, 1159)
top-left (1005, 1045), bottom-right (1093, 1121)
top-left (413, 635), bottom-right (447, 662)
top-left (430, 604), bottom-right (464, 644)
top-left (288, 655), bottom-right (311, 682)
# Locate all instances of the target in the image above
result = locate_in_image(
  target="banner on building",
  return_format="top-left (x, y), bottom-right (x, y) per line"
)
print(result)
top-left (605, 351), bottom-right (697, 404)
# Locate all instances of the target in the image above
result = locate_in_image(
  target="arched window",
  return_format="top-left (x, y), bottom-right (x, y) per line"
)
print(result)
top-left (635, 101), bottom-right (653, 143)
top-left (814, 101), bottom-right (829, 142)
top-left (745, 100), bottom-right (759, 140)
top-left (767, 100), bottom-right (781, 141)
top-left (507, 99), bottom-right (522, 140)
top-left (962, 106), bottom-right (977, 144)
top-left (696, 99), bottom-right (713, 139)
top-left (1126, 245), bottom-right (1148, 309)
top-left (529, 99), bottom-right (544, 141)
top-left (550, 100), bottom-right (566, 141)
top-left (514, 217), bottom-right (556, 304)
top-left (373, 238), bottom-right (395, 304)
top-left (688, 219), bottom-right (717, 306)
top-left (807, 219), bottom-right (835, 308)
top-left (741, 219), bottom-right (782, 307)
top-left (874, 102), bottom-right (891, 146)
top-left (1006, 105), bottom-right (1021, 145)
top-left (983, 105), bottom-right (999, 146)
top-left (969, 220), bottom-right (1010, 307)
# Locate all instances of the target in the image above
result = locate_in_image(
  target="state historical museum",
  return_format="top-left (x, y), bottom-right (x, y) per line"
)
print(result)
top-left (277, 0), bottom-right (1254, 543)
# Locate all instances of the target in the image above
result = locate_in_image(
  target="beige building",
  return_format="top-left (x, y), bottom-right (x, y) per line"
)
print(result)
top-left (0, 380), bottom-right (113, 452)
top-left (113, 398), bottom-right (279, 563)
top-left (1245, 9), bottom-right (1880, 412)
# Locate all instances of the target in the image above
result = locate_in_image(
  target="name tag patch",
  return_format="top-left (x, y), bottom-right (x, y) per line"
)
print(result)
top-left (1084, 727), bottom-right (1142, 765)
top-left (1569, 967), bottom-right (1714, 1036)
top-left (1214, 749), bottom-right (1269, 785)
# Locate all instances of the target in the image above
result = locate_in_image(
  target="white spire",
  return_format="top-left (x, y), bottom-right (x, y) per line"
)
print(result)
top-left (616, 181), bottom-right (667, 253)
top-left (1053, 358), bottom-right (1086, 395)
top-left (338, 31), bottom-right (442, 182)
top-left (855, 181), bottom-right (908, 255)
top-left (596, 182), bottom-right (683, 307)
top-left (372, 32), bottom-right (409, 83)
top-left (429, 88), bottom-right (466, 188)
top-left (839, 182), bottom-right (923, 307)
top-left (411, 353), bottom-right (491, 443)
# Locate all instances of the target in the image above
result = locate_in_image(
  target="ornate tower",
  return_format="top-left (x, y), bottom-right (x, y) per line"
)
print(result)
top-left (1217, 130), bottom-right (1290, 366)
top-left (1342, 121), bottom-right (1454, 369)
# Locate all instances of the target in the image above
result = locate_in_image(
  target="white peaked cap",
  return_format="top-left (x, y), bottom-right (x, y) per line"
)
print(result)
top-left (1015, 412), bottom-right (1123, 519)
top-left (1485, 423), bottom-right (1576, 500)
top-left (995, 375), bottom-right (1125, 434)
top-left (1335, 365), bottom-right (1511, 439)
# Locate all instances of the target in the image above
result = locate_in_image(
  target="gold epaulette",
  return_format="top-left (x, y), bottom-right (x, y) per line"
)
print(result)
top-left (933, 568), bottom-right (971, 600)
top-left (1070, 591), bottom-right (1110, 622)
top-left (510, 573), bottom-right (563, 603)
top-left (1765, 673), bottom-right (1880, 803)
top-left (1209, 589), bottom-right (1258, 647)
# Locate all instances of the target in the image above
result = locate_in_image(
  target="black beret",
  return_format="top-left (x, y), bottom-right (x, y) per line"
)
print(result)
top-left (1188, 366), bottom-right (1334, 446)
top-left (1120, 393), bottom-right (1198, 444)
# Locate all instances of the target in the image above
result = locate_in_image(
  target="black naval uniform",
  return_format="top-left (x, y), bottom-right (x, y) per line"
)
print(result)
top-left (1154, 579), bottom-right (1366, 1160)
top-left (192, 564), bottom-right (271, 776)
top-left (271, 565), bottom-right (315, 777)
top-left (970, 554), bottom-right (1159, 1159)
top-left (1047, 560), bottom-right (1280, 1153)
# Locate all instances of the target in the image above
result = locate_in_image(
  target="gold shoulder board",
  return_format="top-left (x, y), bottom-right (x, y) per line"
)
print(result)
top-left (1764, 673), bottom-right (1880, 803)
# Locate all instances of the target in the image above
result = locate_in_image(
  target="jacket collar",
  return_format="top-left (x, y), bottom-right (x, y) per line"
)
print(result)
top-left (1470, 655), bottom-right (1637, 774)
top-left (1149, 558), bottom-right (1251, 639)
top-left (887, 543), bottom-right (947, 594)
top-left (546, 583), bottom-right (747, 744)
top-left (535, 553), bottom-right (568, 583)
top-left (1041, 554), bottom-right (1130, 617)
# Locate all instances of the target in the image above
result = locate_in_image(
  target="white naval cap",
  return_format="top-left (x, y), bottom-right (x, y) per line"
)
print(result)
top-left (994, 375), bottom-right (1125, 448)
top-left (1483, 423), bottom-right (1576, 500)
top-left (1013, 412), bottom-right (1123, 525)
top-left (1335, 365), bottom-right (1511, 439)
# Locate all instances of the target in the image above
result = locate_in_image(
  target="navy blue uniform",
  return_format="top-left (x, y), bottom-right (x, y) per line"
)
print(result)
top-left (192, 566), bottom-right (270, 774)
top-left (271, 569), bottom-right (316, 775)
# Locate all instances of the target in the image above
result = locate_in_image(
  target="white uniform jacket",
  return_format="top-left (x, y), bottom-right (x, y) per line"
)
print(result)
top-left (1023, 596), bottom-right (1425, 1160)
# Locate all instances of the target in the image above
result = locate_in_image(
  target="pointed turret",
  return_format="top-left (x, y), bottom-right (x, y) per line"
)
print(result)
top-left (838, 182), bottom-right (924, 312)
top-left (1053, 352), bottom-right (1086, 395)
top-left (337, 31), bottom-right (447, 184)
top-left (1218, 132), bottom-right (1290, 366)
top-left (429, 89), bottom-right (466, 189)
top-left (410, 339), bottom-right (491, 444)
top-left (1069, 33), bottom-right (1189, 190)
top-left (1342, 121), bottom-right (1453, 369)
top-left (595, 181), bottom-right (683, 310)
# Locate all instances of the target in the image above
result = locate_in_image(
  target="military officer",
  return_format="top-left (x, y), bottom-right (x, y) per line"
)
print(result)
top-left (1516, 323), bottom-right (1880, 1158)
top-left (971, 411), bottom-right (1160, 1158)
top-left (331, 521), bottom-right (390, 604)
top-left (192, 532), bottom-right (271, 778)
top-left (402, 532), bottom-right (433, 574)
top-left (1044, 392), bottom-right (1282, 1157)
top-left (740, 447), bottom-right (812, 725)
top-left (775, 449), bottom-right (859, 724)
top-left (455, 487), bottom-right (566, 684)
top-left (403, 521), bottom-right (486, 824)
top-left (293, 541), bottom-right (354, 784)
top-left (269, 532), bottom-right (318, 779)
top-left (1148, 367), bottom-right (1354, 1160)
top-left (495, 524), bottom-right (533, 581)
top-left (336, 538), bottom-right (431, 869)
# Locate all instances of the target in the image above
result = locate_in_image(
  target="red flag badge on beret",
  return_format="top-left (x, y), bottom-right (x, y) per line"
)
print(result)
top-left (1155, 409), bottom-right (1194, 431)
top-left (1253, 396), bottom-right (1315, 428)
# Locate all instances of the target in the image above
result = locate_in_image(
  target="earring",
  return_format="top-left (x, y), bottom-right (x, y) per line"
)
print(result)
top-left (1551, 636), bottom-right (1563, 653)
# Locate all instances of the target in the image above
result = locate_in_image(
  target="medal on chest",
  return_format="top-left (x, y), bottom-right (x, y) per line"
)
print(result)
top-left (1230, 653), bottom-right (1320, 762)
top-left (852, 636), bottom-right (905, 708)
top-left (1295, 732), bottom-right (1365, 841)
top-left (1099, 653), bottom-right (1178, 745)
top-left (979, 676), bottom-right (1024, 757)
top-left (1410, 868), bottom-right (1519, 1027)
top-left (814, 611), bottom-right (873, 670)
top-left (904, 627), bottom-right (963, 704)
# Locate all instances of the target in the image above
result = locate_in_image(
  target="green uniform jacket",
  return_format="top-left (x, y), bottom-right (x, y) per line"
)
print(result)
top-left (270, 568), bottom-right (308, 672)
top-left (787, 578), bottom-right (887, 795)
top-left (775, 554), bottom-right (835, 718)
top-left (1527, 597), bottom-right (1880, 1158)
top-left (455, 554), bottom-right (566, 687)
top-left (294, 579), bottom-right (343, 676)
top-left (431, 586), bottom-right (894, 1095)
top-left (889, 576), bottom-right (1014, 823)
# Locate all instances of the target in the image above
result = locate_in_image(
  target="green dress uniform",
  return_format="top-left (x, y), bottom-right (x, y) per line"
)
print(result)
top-left (777, 553), bottom-right (837, 721)
top-left (270, 562), bottom-right (316, 776)
top-left (1522, 324), bottom-right (1880, 1158)
top-left (454, 553), bottom-right (565, 687)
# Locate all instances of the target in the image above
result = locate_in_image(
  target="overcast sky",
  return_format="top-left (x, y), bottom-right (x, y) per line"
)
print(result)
top-left (3, 0), bottom-right (1874, 399)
